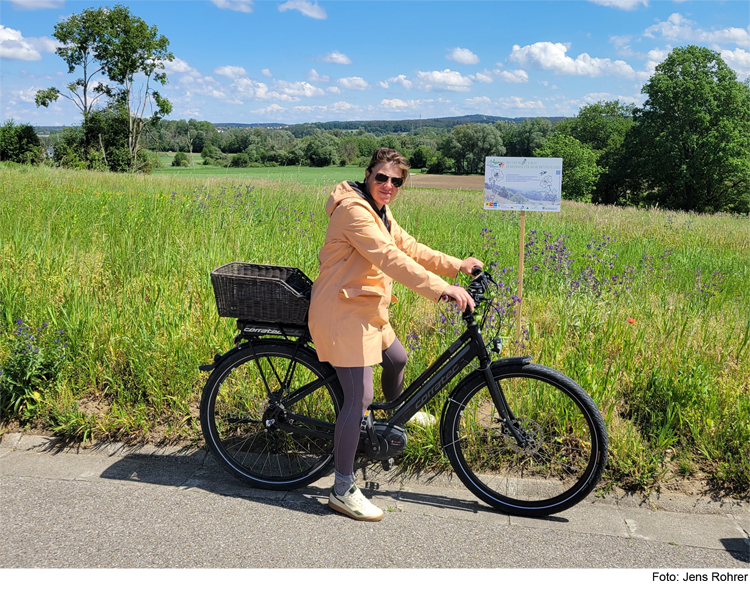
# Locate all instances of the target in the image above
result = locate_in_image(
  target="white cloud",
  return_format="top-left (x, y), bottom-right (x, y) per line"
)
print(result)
top-left (337, 76), bottom-right (369, 90)
top-left (464, 96), bottom-right (492, 107)
top-left (498, 96), bottom-right (545, 110)
top-left (7, 1), bottom-right (65, 9)
top-left (261, 69), bottom-right (273, 77)
top-left (722, 48), bottom-right (750, 78)
top-left (509, 42), bottom-right (637, 77)
top-left (164, 57), bottom-right (203, 78)
top-left (275, 80), bottom-right (325, 98)
top-left (10, 86), bottom-right (43, 104)
top-left (587, 0), bottom-right (648, 10)
top-left (211, 1), bottom-right (254, 14)
top-left (644, 13), bottom-right (750, 49)
top-left (379, 74), bottom-right (412, 90)
top-left (278, 1), bottom-right (327, 20)
top-left (328, 101), bottom-right (357, 113)
top-left (415, 69), bottom-right (473, 92)
top-left (0, 24), bottom-right (57, 60)
top-left (582, 91), bottom-right (643, 105)
top-left (326, 86), bottom-right (341, 94)
top-left (494, 69), bottom-right (529, 83)
top-left (320, 51), bottom-right (352, 65)
top-left (381, 98), bottom-right (409, 109)
top-left (214, 65), bottom-right (249, 79)
top-left (379, 98), bottom-right (431, 111)
top-left (471, 71), bottom-right (493, 84)
top-left (306, 69), bottom-right (330, 82)
top-left (446, 47), bottom-right (480, 65)
top-left (642, 47), bottom-right (670, 76)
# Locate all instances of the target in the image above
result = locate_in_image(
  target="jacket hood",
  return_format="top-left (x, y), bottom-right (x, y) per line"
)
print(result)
top-left (325, 180), bottom-right (369, 217)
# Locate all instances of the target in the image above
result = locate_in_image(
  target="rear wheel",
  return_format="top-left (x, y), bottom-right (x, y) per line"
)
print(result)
top-left (441, 362), bottom-right (607, 517)
top-left (200, 342), bottom-right (342, 490)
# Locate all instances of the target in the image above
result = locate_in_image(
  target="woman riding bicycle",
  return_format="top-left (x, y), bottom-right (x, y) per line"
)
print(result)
top-left (308, 148), bottom-right (483, 521)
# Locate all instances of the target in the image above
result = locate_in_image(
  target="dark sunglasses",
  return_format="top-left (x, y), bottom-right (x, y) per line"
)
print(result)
top-left (373, 173), bottom-right (404, 187)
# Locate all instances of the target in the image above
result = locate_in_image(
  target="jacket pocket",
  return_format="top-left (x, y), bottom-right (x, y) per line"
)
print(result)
top-left (339, 286), bottom-right (385, 299)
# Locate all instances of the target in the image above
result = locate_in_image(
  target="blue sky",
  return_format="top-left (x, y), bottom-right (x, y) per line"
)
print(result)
top-left (1, 0), bottom-right (748, 126)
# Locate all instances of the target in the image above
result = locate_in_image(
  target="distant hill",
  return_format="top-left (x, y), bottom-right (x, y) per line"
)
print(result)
top-left (35, 114), bottom-right (567, 135)
top-left (212, 114), bottom-right (567, 135)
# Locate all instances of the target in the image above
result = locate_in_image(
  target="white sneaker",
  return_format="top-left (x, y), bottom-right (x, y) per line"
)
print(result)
top-left (328, 485), bottom-right (384, 521)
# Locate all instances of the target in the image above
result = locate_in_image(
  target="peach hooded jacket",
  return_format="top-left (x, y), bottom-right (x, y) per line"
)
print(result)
top-left (308, 181), bottom-right (462, 367)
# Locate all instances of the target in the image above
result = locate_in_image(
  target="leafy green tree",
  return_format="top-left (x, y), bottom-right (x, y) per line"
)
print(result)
top-left (409, 145), bottom-right (436, 170)
top-left (497, 118), bottom-right (553, 157)
top-left (36, 4), bottom-right (173, 173)
top-left (554, 100), bottom-right (634, 205)
top-left (556, 101), bottom-right (634, 152)
top-left (99, 5), bottom-right (173, 171)
top-left (302, 132), bottom-right (338, 167)
top-left (620, 46), bottom-right (750, 213)
top-left (534, 133), bottom-right (602, 203)
top-left (0, 121), bottom-right (44, 164)
top-left (230, 153), bottom-right (250, 168)
top-left (34, 7), bottom-right (110, 120)
top-left (440, 123), bottom-right (504, 174)
top-left (172, 151), bottom-right (189, 167)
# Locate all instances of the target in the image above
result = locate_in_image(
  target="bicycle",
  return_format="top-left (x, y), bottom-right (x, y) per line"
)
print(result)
top-left (199, 262), bottom-right (608, 517)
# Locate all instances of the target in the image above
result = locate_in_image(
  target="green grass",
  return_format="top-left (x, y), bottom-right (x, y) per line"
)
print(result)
top-left (154, 152), bottom-right (365, 185)
top-left (1, 161), bottom-right (748, 495)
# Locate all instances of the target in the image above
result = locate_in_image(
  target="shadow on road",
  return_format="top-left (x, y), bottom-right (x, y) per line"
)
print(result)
top-left (98, 451), bottom-right (531, 520)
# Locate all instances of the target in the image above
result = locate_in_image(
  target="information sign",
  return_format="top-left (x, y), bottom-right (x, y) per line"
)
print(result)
top-left (484, 157), bottom-right (562, 212)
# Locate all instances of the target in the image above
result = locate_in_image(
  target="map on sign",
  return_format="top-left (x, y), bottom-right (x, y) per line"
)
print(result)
top-left (484, 157), bottom-right (562, 212)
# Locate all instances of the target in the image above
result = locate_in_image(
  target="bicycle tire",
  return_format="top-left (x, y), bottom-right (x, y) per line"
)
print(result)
top-left (441, 361), bottom-right (608, 517)
top-left (200, 342), bottom-right (343, 490)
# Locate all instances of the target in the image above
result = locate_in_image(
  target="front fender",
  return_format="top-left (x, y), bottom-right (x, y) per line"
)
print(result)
top-left (439, 356), bottom-right (533, 427)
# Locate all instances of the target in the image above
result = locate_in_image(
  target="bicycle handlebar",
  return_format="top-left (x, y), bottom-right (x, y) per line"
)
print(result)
top-left (441, 268), bottom-right (494, 315)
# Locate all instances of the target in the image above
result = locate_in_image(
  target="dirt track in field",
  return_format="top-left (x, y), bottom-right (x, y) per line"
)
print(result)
top-left (406, 174), bottom-right (485, 191)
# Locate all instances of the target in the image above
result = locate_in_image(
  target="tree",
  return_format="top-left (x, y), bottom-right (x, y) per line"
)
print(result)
top-left (34, 7), bottom-right (110, 120)
top-left (620, 46), bottom-right (750, 213)
top-left (534, 133), bottom-right (602, 203)
top-left (36, 4), bottom-right (174, 173)
top-left (303, 132), bottom-right (338, 167)
top-left (0, 121), bottom-right (44, 164)
top-left (440, 124), bottom-right (504, 174)
top-left (172, 151), bottom-right (189, 167)
top-left (556, 100), bottom-right (634, 152)
top-left (98, 5), bottom-right (173, 172)
top-left (554, 100), bottom-right (635, 205)
top-left (497, 118), bottom-right (553, 157)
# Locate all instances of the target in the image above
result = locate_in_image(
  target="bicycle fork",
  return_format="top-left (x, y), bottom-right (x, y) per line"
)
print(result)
top-left (467, 315), bottom-right (529, 449)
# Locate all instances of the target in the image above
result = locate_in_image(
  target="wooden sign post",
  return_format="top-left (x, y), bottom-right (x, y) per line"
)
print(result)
top-left (483, 157), bottom-right (562, 347)
top-left (516, 211), bottom-right (525, 344)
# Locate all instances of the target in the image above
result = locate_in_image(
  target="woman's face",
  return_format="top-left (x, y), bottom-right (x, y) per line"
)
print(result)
top-left (365, 161), bottom-right (403, 209)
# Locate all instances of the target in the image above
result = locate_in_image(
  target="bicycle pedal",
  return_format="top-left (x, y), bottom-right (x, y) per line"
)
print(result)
top-left (381, 458), bottom-right (394, 471)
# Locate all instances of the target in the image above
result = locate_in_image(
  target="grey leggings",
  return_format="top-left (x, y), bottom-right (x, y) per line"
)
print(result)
top-left (333, 337), bottom-right (408, 477)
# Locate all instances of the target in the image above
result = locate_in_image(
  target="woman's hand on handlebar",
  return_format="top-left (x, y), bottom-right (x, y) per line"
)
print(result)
top-left (441, 284), bottom-right (476, 312)
top-left (460, 257), bottom-right (484, 276)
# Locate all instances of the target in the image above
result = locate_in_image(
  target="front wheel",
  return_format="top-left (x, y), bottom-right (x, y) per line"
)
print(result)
top-left (441, 362), bottom-right (608, 517)
top-left (200, 342), bottom-right (343, 490)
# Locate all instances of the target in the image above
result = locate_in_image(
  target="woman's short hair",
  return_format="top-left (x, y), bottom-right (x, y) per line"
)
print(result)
top-left (366, 148), bottom-right (410, 182)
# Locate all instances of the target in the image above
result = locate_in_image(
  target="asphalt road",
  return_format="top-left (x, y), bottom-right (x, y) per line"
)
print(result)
top-left (1, 433), bottom-right (748, 572)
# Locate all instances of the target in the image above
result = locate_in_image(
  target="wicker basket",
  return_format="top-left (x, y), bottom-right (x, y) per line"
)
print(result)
top-left (210, 262), bottom-right (313, 324)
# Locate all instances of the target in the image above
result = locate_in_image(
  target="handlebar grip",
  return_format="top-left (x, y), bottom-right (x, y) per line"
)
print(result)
top-left (471, 266), bottom-right (483, 277)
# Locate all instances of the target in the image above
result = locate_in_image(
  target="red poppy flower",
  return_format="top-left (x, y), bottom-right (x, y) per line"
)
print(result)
top-left (628, 318), bottom-right (636, 324)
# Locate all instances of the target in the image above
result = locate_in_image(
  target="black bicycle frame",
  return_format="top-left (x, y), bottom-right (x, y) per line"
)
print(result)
top-left (279, 308), bottom-right (528, 447)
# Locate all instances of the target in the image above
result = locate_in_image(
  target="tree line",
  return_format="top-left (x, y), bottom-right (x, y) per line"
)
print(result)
top-left (1, 2), bottom-right (747, 214)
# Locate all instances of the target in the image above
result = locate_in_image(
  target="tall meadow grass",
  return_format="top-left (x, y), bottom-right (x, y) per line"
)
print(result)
top-left (1, 162), bottom-right (748, 493)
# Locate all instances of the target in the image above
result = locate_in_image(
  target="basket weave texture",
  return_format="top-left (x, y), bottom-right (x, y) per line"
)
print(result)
top-left (210, 262), bottom-right (313, 323)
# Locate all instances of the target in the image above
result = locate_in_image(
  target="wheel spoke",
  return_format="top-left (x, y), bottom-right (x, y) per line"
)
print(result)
top-left (443, 364), bottom-right (607, 516)
top-left (201, 344), bottom-right (341, 490)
